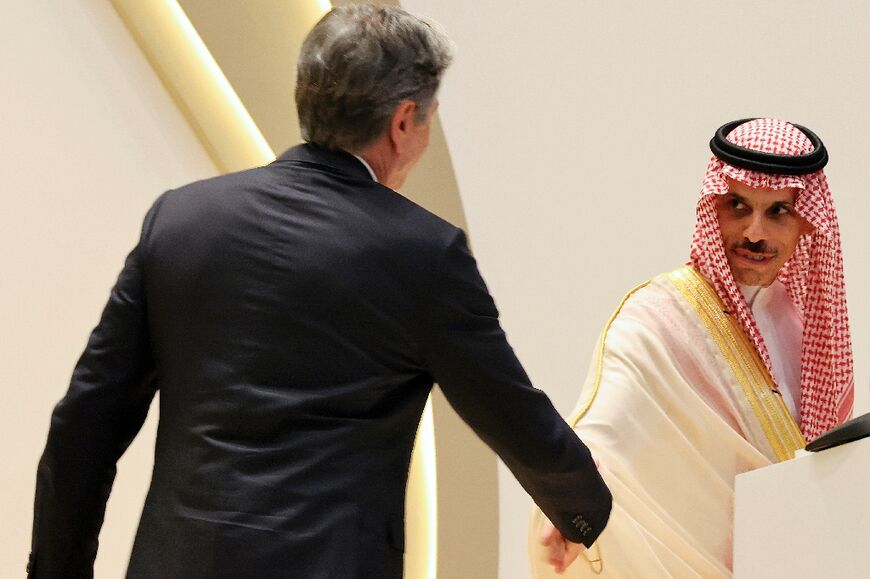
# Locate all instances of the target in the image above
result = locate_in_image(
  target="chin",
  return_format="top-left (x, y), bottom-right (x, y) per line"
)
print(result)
top-left (731, 266), bottom-right (772, 287)
top-left (739, 273), bottom-right (774, 287)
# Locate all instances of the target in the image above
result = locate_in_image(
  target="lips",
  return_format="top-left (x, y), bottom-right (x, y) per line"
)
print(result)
top-left (733, 247), bottom-right (775, 265)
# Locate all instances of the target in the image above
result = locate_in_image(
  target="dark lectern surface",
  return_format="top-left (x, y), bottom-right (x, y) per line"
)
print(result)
top-left (805, 411), bottom-right (870, 452)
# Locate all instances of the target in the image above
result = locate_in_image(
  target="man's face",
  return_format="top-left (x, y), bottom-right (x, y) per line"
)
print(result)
top-left (715, 178), bottom-right (811, 286)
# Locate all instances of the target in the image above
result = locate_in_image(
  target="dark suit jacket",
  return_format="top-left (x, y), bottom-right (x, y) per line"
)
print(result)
top-left (30, 144), bottom-right (611, 578)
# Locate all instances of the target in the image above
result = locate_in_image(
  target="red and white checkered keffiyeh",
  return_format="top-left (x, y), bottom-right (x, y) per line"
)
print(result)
top-left (690, 118), bottom-right (854, 440)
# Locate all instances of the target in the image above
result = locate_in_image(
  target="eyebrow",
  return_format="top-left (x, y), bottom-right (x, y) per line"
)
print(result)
top-left (726, 191), bottom-right (795, 207)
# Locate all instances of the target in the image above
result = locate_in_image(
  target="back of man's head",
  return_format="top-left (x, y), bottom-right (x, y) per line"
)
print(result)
top-left (296, 5), bottom-right (453, 152)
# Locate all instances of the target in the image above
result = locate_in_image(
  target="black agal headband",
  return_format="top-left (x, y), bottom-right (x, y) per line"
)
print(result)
top-left (709, 118), bottom-right (828, 175)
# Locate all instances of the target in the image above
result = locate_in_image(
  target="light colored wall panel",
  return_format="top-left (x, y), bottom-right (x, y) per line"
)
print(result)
top-left (0, 1), bottom-right (217, 577)
top-left (403, 1), bottom-right (870, 577)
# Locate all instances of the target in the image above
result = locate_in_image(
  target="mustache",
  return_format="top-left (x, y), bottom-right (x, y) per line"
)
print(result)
top-left (733, 239), bottom-right (776, 255)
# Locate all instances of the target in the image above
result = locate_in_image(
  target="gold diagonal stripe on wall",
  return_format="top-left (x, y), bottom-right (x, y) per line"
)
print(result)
top-left (110, 0), bottom-right (274, 172)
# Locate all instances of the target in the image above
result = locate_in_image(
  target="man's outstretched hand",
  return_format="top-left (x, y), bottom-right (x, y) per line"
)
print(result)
top-left (538, 517), bottom-right (585, 575)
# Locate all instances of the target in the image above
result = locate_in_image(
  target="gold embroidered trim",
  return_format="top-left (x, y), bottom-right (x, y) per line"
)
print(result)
top-left (667, 266), bottom-right (805, 461)
top-left (564, 267), bottom-right (803, 575)
top-left (569, 280), bottom-right (651, 428)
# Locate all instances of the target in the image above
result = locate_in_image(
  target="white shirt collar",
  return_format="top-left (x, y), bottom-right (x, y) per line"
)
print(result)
top-left (351, 153), bottom-right (378, 182)
top-left (738, 280), bottom-right (803, 424)
top-left (738, 283), bottom-right (765, 307)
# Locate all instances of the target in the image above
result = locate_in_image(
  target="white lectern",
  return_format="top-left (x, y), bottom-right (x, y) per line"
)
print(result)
top-left (733, 436), bottom-right (870, 579)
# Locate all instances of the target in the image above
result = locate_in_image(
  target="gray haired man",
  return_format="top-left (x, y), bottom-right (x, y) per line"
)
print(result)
top-left (29, 6), bottom-right (611, 578)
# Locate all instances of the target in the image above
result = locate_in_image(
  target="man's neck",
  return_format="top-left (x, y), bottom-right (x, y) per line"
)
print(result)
top-left (351, 139), bottom-right (394, 186)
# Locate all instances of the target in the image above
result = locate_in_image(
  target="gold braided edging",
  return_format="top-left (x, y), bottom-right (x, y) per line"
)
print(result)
top-left (569, 280), bottom-right (652, 428)
top-left (667, 266), bottom-right (805, 461)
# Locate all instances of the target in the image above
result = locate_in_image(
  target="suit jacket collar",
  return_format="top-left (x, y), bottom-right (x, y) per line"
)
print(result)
top-left (273, 143), bottom-right (374, 182)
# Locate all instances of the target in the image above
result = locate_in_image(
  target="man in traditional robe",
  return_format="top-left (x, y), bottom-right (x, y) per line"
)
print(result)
top-left (530, 118), bottom-right (854, 578)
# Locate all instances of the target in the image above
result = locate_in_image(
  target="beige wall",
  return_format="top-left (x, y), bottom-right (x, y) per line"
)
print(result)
top-left (0, 1), bottom-right (217, 576)
top-left (403, 0), bottom-right (870, 576)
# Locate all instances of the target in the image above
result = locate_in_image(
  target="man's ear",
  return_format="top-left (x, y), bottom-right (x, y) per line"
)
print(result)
top-left (388, 100), bottom-right (418, 153)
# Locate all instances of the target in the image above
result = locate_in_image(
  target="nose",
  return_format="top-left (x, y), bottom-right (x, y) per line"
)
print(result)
top-left (744, 212), bottom-right (769, 243)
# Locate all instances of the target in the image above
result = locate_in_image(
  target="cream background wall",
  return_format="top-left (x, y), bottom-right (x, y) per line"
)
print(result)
top-left (402, 1), bottom-right (870, 577)
top-left (0, 1), bottom-right (216, 576)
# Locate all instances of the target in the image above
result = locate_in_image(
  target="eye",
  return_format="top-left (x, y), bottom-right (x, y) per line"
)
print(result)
top-left (729, 197), bottom-right (746, 210)
top-left (770, 203), bottom-right (792, 216)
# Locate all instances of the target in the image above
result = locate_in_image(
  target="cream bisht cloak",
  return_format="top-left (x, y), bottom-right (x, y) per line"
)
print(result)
top-left (529, 266), bottom-right (804, 578)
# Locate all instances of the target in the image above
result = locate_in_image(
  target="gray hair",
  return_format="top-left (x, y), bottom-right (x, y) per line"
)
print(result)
top-left (295, 5), bottom-right (453, 151)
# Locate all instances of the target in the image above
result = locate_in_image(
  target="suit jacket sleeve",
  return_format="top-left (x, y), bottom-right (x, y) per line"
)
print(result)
top-left (29, 199), bottom-right (163, 578)
top-left (420, 229), bottom-right (612, 546)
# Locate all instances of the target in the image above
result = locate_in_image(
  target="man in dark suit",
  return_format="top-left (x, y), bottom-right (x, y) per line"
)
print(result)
top-left (29, 6), bottom-right (611, 578)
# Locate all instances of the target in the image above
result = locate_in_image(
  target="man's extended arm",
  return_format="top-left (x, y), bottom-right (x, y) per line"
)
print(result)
top-left (420, 229), bottom-right (612, 548)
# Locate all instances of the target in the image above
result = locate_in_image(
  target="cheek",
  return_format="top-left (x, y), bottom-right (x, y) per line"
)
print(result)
top-left (780, 226), bottom-right (804, 256)
top-left (716, 215), bottom-right (739, 245)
